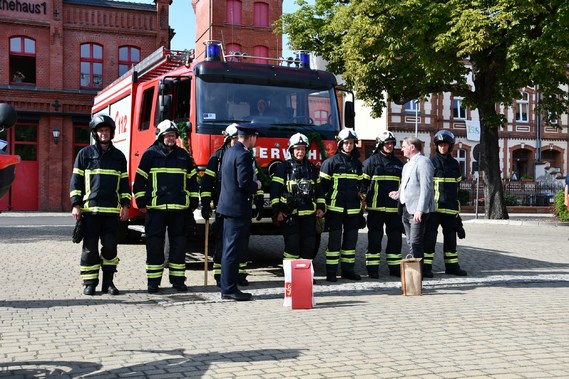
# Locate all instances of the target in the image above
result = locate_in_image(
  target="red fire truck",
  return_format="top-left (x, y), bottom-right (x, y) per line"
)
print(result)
top-left (92, 42), bottom-right (354, 239)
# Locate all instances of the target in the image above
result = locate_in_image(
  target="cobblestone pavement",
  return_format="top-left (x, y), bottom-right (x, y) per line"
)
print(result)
top-left (0, 214), bottom-right (568, 378)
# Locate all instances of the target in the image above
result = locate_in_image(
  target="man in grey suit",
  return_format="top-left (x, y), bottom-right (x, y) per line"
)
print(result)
top-left (389, 136), bottom-right (435, 277)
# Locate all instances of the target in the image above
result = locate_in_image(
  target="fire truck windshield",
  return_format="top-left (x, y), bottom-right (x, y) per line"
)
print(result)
top-left (196, 78), bottom-right (341, 140)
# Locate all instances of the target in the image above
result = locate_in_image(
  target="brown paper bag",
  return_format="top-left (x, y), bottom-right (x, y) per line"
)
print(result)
top-left (400, 254), bottom-right (422, 296)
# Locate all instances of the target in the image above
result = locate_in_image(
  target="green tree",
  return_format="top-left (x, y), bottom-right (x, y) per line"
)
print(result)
top-left (280, 0), bottom-right (569, 219)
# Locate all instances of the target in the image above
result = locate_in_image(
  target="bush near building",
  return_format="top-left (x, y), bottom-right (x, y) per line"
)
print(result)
top-left (554, 191), bottom-right (569, 222)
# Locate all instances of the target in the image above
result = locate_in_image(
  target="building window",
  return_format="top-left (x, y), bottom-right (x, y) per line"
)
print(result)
top-left (253, 2), bottom-right (269, 27)
top-left (516, 92), bottom-right (529, 122)
top-left (9, 36), bottom-right (36, 85)
top-left (453, 97), bottom-right (466, 119)
top-left (313, 110), bottom-right (329, 126)
top-left (118, 46), bottom-right (141, 76)
top-left (80, 43), bottom-right (103, 89)
top-left (253, 45), bottom-right (269, 64)
top-left (405, 100), bottom-right (419, 112)
top-left (225, 43), bottom-right (242, 61)
top-left (226, 0), bottom-right (242, 25)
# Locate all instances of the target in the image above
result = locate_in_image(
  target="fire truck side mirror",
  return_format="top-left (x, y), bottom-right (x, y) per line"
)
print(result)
top-left (185, 121), bottom-right (192, 133)
top-left (344, 101), bottom-right (355, 130)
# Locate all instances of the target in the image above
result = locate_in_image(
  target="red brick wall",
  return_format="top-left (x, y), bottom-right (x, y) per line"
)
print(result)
top-left (0, 1), bottom-right (166, 211)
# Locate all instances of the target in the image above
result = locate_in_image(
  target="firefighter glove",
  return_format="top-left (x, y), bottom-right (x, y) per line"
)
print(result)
top-left (201, 204), bottom-right (212, 221)
top-left (456, 215), bottom-right (466, 239)
top-left (254, 195), bottom-right (264, 221)
top-left (72, 217), bottom-right (84, 244)
top-left (358, 212), bottom-right (367, 230)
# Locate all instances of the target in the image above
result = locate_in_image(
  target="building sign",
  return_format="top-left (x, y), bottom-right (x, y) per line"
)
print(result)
top-left (0, 1), bottom-right (47, 15)
top-left (465, 120), bottom-right (481, 142)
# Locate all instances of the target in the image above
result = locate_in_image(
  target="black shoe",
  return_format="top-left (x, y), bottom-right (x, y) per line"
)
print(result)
top-left (341, 272), bottom-right (362, 281)
top-left (389, 270), bottom-right (401, 278)
top-left (422, 270), bottom-right (434, 278)
top-left (326, 274), bottom-right (337, 282)
top-left (173, 283), bottom-right (188, 292)
top-left (101, 283), bottom-right (120, 295)
top-left (147, 284), bottom-right (160, 294)
top-left (237, 277), bottom-right (249, 286)
top-left (445, 267), bottom-right (467, 276)
top-left (83, 284), bottom-right (96, 296)
top-left (221, 291), bottom-right (252, 301)
top-left (368, 271), bottom-right (380, 279)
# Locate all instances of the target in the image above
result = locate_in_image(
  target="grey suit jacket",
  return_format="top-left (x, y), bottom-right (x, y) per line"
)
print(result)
top-left (399, 153), bottom-right (435, 214)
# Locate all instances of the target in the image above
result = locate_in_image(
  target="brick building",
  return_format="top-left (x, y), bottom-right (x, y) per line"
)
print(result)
top-left (0, 0), bottom-right (170, 211)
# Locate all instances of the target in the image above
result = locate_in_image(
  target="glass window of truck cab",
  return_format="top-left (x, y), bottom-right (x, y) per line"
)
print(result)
top-left (195, 78), bottom-right (341, 140)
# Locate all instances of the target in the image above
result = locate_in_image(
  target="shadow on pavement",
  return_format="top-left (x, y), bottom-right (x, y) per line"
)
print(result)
top-left (0, 348), bottom-right (303, 378)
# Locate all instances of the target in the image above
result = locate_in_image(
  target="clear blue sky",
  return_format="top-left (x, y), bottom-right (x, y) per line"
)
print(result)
top-left (130, 0), bottom-right (306, 58)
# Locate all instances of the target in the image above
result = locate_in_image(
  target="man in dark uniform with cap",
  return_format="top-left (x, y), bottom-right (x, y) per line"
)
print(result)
top-left (216, 125), bottom-right (261, 301)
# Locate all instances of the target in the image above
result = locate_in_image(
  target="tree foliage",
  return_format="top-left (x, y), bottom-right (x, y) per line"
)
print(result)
top-left (280, 0), bottom-right (569, 218)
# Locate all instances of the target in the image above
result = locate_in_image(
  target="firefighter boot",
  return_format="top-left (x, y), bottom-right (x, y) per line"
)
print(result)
top-left (147, 278), bottom-right (161, 294)
top-left (341, 263), bottom-right (361, 281)
top-left (237, 274), bottom-right (249, 287)
top-left (367, 267), bottom-right (380, 279)
top-left (171, 277), bottom-right (188, 292)
top-left (445, 263), bottom-right (467, 276)
top-left (388, 266), bottom-right (401, 278)
top-left (422, 263), bottom-right (434, 278)
top-left (326, 265), bottom-right (338, 282)
top-left (214, 274), bottom-right (221, 288)
top-left (83, 283), bottom-right (96, 296)
top-left (101, 271), bottom-right (120, 295)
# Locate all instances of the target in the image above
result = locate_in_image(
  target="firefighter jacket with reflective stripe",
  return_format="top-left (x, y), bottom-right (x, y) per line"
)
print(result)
top-left (133, 142), bottom-right (199, 211)
top-left (319, 151), bottom-right (363, 214)
top-left (362, 152), bottom-right (403, 212)
top-left (431, 153), bottom-right (461, 215)
top-left (270, 158), bottom-right (325, 217)
top-left (201, 147), bottom-right (264, 209)
top-left (69, 142), bottom-right (131, 214)
top-left (200, 148), bottom-right (226, 208)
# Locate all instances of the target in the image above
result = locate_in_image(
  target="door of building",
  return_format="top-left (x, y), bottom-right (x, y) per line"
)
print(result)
top-left (0, 124), bottom-right (39, 211)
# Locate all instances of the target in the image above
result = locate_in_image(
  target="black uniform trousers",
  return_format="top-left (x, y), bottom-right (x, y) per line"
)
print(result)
top-left (423, 212), bottom-right (459, 270)
top-left (81, 213), bottom-right (120, 285)
top-left (366, 210), bottom-right (402, 274)
top-left (325, 211), bottom-right (359, 274)
top-left (145, 210), bottom-right (187, 285)
top-left (282, 214), bottom-right (317, 260)
top-left (220, 215), bottom-right (251, 294)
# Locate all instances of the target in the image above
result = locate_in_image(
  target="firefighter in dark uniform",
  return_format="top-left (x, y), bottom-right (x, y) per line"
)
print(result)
top-left (320, 128), bottom-right (364, 282)
top-left (70, 114), bottom-right (131, 296)
top-left (423, 130), bottom-right (468, 277)
top-left (133, 120), bottom-right (199, 293)
top-left (270, 133), bottom-right (325, 261)
top-left (201, 123), bottom-right (262, 286)
top-left (361, 131), bottom-right (404, 278)
top-left (216, 125), bottom-right (261, 301)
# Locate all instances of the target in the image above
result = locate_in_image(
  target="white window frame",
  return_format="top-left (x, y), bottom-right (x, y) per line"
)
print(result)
top-left (453, 97), bottom-right (466, 119)
top-left (516, 92), bottom-right (529, 123)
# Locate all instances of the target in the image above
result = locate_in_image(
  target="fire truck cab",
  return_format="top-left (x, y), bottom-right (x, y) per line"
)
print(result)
top-left (92, 42), bottom-right (354, 239)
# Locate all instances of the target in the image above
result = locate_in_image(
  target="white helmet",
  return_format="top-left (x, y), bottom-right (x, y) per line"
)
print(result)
top-left (156, 120), bottom-right (179, 140)
top-left (376, 131), bottom-right (396, 145)
top-left (287, 133), bottom-right (309, 153)
top-left (336, 128), bottom-right (358, 143)
top-left (222, 123), bottom-right (239, 142)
